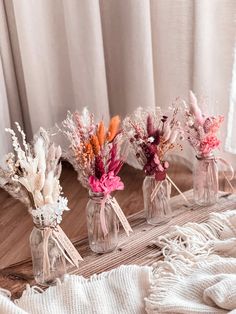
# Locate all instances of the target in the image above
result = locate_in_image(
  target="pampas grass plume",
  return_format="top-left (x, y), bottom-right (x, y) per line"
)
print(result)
top-left (97, 121), bottom-right (105, 147)
top-left (90, 135), bottom-right (100, 155)
top-left (107, 116), bottom-right (120, 142)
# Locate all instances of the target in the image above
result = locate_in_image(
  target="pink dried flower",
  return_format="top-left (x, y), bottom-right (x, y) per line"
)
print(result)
top-left (200, 135), bottom-right (221, 156)
top-left (203, 116), bottom-right (224, 134)
top-left (123, 106), bottom-right (182, 181)
top-left (89, 171), bottom-right (124, 194)
top-left (107, 143), bottom-right (124, 175)
top-left (184, 91), bottom-right (224, 156)
top-left (143, 153), bottom-right (169, 181)
top-left (155, 169), bottom-right (166, 181)
top-left (109, 143), bottom-right (117, 162)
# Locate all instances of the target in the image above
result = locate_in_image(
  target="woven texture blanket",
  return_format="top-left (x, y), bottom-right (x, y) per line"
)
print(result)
top-left (147, 209), bottom-right (236, 313)
top-left (0, 265), bottom-right (151, 314)
top-left (1, 209), bottom-right (236, 313)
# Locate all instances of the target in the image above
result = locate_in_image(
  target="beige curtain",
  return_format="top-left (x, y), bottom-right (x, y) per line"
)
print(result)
top-left (0, 0), bottom-right (22, 156)
top-left (226, 44), bottom-right (236, 153)
top-left (0, 0), bottom-right (236, 164)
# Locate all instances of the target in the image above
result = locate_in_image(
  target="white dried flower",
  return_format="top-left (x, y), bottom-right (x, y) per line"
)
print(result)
top-left (30, 196), bottom-right (69, 226)
top-left (4, 124), bottom-right (64, 215)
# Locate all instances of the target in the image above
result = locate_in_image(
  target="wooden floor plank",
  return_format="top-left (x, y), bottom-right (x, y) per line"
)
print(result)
top-left (1, 190), bottom-right (235, 299)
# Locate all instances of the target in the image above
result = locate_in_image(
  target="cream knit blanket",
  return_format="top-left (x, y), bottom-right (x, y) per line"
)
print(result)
top-left (1, 209), bottom-right (236, 313)
top-left (147, 209), bottom-right (236, 313)
top-left (0, 265), bottom-right (151, 314)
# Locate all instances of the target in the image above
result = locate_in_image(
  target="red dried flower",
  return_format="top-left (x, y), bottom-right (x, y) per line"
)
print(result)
top-left (95, 155), bottom-right (105, 179)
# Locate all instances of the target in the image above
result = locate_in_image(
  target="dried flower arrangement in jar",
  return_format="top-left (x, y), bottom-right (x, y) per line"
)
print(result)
top-left (0, 124), bottom-right (82, 285)
top-left (60, 109), bottom-right (132, 254)
top-left (123, 106), bottom-right (183, 225)
top-left (184, 91), bottom-right (233, 205)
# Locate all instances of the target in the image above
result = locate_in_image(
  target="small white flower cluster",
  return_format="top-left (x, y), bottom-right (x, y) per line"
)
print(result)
top-left (30, 196), bottom-right (69, 226)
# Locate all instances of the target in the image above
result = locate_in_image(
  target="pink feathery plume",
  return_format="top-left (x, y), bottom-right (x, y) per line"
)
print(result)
top-left (109, 142), bottom-right (117, 161)
top-left (189, 91), bottom-right (204, 125)
top-left (147, 115), bottom-right (155, 136)
top-left (108, 143), bottom-right (124, 175)
top-left (113, 161), bottom-right (124, 176)
top-left (89, 172), bottom-right (124, 194)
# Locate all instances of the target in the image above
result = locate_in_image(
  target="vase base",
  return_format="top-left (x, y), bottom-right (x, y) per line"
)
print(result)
top-left (146, 216), bottom-right (172, 226)
top-left (194, 200), bottom-right (218, 207)
top-left (89, 243), bottom-right (118, 254)
top-left (35, 276), bottom-right (63, 287)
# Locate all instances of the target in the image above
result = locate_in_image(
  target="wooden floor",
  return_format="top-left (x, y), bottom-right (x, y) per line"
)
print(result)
top-left (0, 161), bottom-right (233, 270)
top-left (2, 190), bottom-right (236, 299)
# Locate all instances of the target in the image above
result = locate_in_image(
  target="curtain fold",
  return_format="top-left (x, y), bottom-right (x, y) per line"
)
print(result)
top-left (226, 45), bottom-right (236, 154)
top-left (0, 0), bottom-right (24, 156)
top-left (99, 0), bottom-right (156, 116)
top-left (0, 56), bottom-right (12, 156)
top-left (0, 0), bottom-right (236, 164)
top-left (191, 0), bottom-right (236, 164)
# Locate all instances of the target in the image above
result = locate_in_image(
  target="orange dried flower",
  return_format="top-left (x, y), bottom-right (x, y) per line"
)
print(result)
top-left (85, 142), bottom-right (94, 159)
top-left (97, 121), bottom-right (106, 147)
top-left (107, 115), bottom-right (120, 142)
top-left (90, 135), bottom-right (100, 155)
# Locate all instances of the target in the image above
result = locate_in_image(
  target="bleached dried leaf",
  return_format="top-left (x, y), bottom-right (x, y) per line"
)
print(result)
top-left (52, 178), bottom-right (61, 203)
top-left (18, 177), bottom-right (32, 193)
top-left (43, 171), bottom-right (54, 201)
top-left (34, 171), bottom-right (45, 191)
top-left (34, 137), bottom-right (46, 173)
top-left (34, 190), bottom-right (44, 208)
top-left (44, 195), bottom-right (54, 204)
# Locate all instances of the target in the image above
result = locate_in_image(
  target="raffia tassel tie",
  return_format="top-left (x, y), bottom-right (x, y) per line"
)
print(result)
top-left (151, 174), bottom-right (189, 204)
top-left (100, 194), bottom-right (133, 237)
top-left (39, 225), bottom-right (83, 278)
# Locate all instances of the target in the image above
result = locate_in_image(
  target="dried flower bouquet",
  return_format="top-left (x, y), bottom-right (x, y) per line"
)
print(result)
top-left (61, 109), bottom-right (132, 253)
top-left (184, 91), bottom-right (224, 158)
top-left (184, 91), bottom-right (234, 205)
top-left (123, 106), bottom-right (183, 185)
top-left (61, 110), bottom-right (124, 193)
top-left (1, 124), bottom-right (82, 285)
top-left (123, 105), bottom-right (184, 225)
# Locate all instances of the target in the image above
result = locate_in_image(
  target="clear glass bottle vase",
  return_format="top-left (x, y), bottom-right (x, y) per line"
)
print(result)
top-left (86, 192), bottom-right (119, 253)
top-left (193, 155), bottom-right (218, 206)
top-left (142, 176), bottom-right (172, 225)
top-left (30, 217), bottom-right (67, 286)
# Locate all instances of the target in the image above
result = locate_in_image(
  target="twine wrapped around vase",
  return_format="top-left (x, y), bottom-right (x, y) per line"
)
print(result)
top-left (30, 201), bottom-right (83, 283)
top-left (34, 224), bottom-right (83, 279)
top-left (98, 193), bottom-right (132, 237)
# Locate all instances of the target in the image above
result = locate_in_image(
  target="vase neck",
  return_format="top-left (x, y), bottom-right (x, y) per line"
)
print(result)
top-left (30, 209), bottom-right (58, 229)
top-left (32, 216), bottom-right (57, 229)
top-left (196, 153), bottom-right (215, 160)
top-left (145, 174), bottom-right (167, 181)
top-left (89, 191), bottom-right (111, 201)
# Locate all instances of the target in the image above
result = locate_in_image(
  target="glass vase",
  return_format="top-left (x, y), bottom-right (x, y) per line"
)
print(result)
top-left (142, 176), bottom-right (172, 225)
top-left (30, 217), bottom-right (67, 286)
top-left (86, 192), bottom-right (119, 253)
top-left (193, 155), bottom-right (218, 206)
